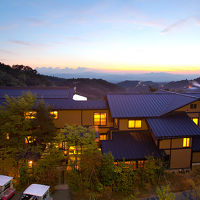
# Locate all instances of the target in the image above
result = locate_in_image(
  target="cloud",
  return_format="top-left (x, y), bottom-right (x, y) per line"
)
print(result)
top-left (161, 17), bottom-right (191, 34)
top-left (0, 49), bottom-right (17, 55)
top-left (8, 40), bottom-right (32, 46)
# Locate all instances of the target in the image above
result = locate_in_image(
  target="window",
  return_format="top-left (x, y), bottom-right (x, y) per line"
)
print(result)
top-left (128, 120), bottom-right (142, 128)
top-left (100, 134), bottom-right (107, 140)
top-left (28, 160), bottom-right (33, 168)
top-left (6, 133), bottom-right (9, 140)
top-left (25, 136), bottom-right (34, 144)
top-left (94, 113), bottom-right (107, 126)
top-left (190, 104), bottom-right (197, 109)
top-left (138, 160), bottom-right (144, 168)
top-left (183, 138), bottom-right (190, 147)
top-left (50, 111), bottom-right (58, 119)
top-left (192, 118), bottom-right (199, 126)
top-left (24, 111), bottom-right (36, 119)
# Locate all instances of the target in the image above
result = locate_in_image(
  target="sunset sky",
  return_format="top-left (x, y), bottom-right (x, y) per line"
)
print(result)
top-left (1, 0), bottom-right (200, 74)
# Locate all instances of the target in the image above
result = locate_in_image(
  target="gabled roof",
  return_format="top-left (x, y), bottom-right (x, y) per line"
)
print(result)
top-left (0, 98), bottom-right (108, 110)
top-left (0, 88), bottom-right (74, 99)
top-left (101, 132), bottom-right (160, 161)
top-left (40, 99), bottom-right (108, 110)
top-left (183, 93), bottom-right (200, 99)
top-left (23, 184), bottom-right (50, 197)
top-left (147, 112), bottom-right (200, 139)
top-left (107, 93), bottom-right (197, 118)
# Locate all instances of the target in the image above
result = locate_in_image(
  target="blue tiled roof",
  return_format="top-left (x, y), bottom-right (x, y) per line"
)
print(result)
top-left (183, 93), bottom-right (200, 99)
top-left (0, 98), bottom-right (107, 110)
top-left (101, 132), bottom-right (160, 161)
top-left (42, 99), bottom-right (108, 110)
top-left (107, 93), bottom-right (197, 118)
top-left (0, 88), bottom-right (74, 99)
top-left (147, 112), bottom-right (200, 139)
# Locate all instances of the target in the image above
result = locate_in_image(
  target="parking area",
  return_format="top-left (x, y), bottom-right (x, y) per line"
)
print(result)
top-left (11, 185), bottom-right (71, 200)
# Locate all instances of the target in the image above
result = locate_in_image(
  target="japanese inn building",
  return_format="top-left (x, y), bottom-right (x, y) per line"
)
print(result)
top-left (1, 88), bottom-right (200, 170)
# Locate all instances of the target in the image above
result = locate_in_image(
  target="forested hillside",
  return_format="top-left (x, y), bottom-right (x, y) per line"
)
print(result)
top-left (0, 62), bottom-right (199, 99)
top-left (0, 62), bottom-right (125, 99)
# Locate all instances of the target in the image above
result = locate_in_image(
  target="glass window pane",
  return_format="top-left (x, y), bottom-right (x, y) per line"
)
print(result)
top-left (192, 118), bottom-right (199, 126)
top-left (135, 120), bottom-right (142, 128)
top-left (128, 120), bottom-right (135, 128)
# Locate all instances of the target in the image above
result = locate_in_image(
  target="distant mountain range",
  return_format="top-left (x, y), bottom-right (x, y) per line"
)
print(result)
top-left (1, 62), bottom-right (200, 99)
top-left (36, 67), bottom-right (199, 83)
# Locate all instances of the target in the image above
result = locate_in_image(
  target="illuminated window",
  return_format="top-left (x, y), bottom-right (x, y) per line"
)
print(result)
top-left (183, 138), bottom-right (190, 147)
top-left (128, 120), bottom-right (142, 128)
top-left (25, 136), bottom-right (34, 144)
top-left (6, 133), bottom-right (9, 140)
top-left (138, 160), bottom-right (144, 168)
top-left (192, 118), bottom-right (199, 126)
top-left (50, 111), bottom-right (58, 119)
top-left (190, 104), bottom-right (197, 109)
top-left (28, 160), bottom-right (33, 168)
top-left (94, 113), bottom-right (107, 126)
top-left (24, 111), bottom-right (36, 119)
top-left (132, 161), bottom-right (137, 170)
top-left (100, 134), bottom-right (107, 140)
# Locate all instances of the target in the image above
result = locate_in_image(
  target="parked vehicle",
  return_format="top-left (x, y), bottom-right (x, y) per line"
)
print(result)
top-left (0, 175), bottom-right (15, 200)
top-left (20, 184), bottom-right (53, 200)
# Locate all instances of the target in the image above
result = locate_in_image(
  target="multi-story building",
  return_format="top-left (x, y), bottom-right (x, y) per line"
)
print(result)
top-left (1, 88), bottom-right (200, 170)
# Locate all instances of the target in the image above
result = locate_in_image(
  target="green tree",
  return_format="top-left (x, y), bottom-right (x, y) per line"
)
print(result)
top-left (100, 152), bottom-right (115, 186)
top-left (156, 185), bottom-right (175, 200)
top-left (32, 101), bottom-right (57, 144)
top-left (0, 93), bottom-right (36, 161)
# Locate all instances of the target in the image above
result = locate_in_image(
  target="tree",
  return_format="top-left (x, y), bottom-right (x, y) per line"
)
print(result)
top-left (32, 101), bottom-right (57, 145)
top-left (156, 185), bottom-right (175, 200)
top-left (0, 93), bottom-right (37, 161)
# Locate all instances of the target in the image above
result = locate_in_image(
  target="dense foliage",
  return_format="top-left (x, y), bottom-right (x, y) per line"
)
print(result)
top-left (0, 93), bottom-right (63, 190)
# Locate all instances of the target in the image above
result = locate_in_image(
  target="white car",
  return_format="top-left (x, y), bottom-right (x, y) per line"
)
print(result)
top-left (20, 184), bottom-right (53, 200)
top-left (0, 175), bottom-right (15, 200)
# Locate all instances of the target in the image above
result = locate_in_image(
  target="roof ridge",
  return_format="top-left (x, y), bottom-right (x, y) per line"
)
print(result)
top-left (159, 89), bottom-right (199, 99)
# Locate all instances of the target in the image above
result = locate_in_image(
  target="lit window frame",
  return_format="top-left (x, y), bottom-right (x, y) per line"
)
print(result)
top-left (24, 111), bottom-right (36, 119)
top-left (50, 111), bottom-right (58, 119)
top-left (128, 120), bottom-right (142, 129)
top-left (192, 118), bottom-right (199, 126)
top-left (100, 134), bottom-right (107, 140)
top-left (93, 112), bottom-right (107, 126)
top-left (183, 138), bottom-right (190, 148)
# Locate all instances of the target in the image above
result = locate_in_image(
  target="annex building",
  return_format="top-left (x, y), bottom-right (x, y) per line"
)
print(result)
top-left (1, 88), bottom-right (200, 170)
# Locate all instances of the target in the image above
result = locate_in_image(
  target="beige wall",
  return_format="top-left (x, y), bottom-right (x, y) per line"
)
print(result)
top-left (177, 100), bottom-right (200, 113)
top-left (118, 119), bottom-right (148, 131)
top-left (159, 139), bottom-right (171, 149)
top-left (192, 152), bottom-right (200, 163)
top-left (54, 110), bottom-right (81, 128)
top-left (170, 149), bottom-right (191, 169)
top-left (53, 109), bottom-right (113, 131)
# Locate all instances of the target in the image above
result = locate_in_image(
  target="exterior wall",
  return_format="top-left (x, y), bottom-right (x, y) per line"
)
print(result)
top-left (177, 100), bottom-right (200, 127)
top-left (53, 110), bottom-right (82, 128)
top-left (177, 100), bottom-right (200, 113)
top-left (159, 139), bottom-right (170, 149)
top-left (159, 138), bottom-right (192, 169)
top-left (118, 119), bottom-right (148, 131)
top-left (53, 109), bottom-right (113, 134)
top-left (192, 152), bottom-right (200, 163)
top-left (170, 149), bottom-right (191, 169)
